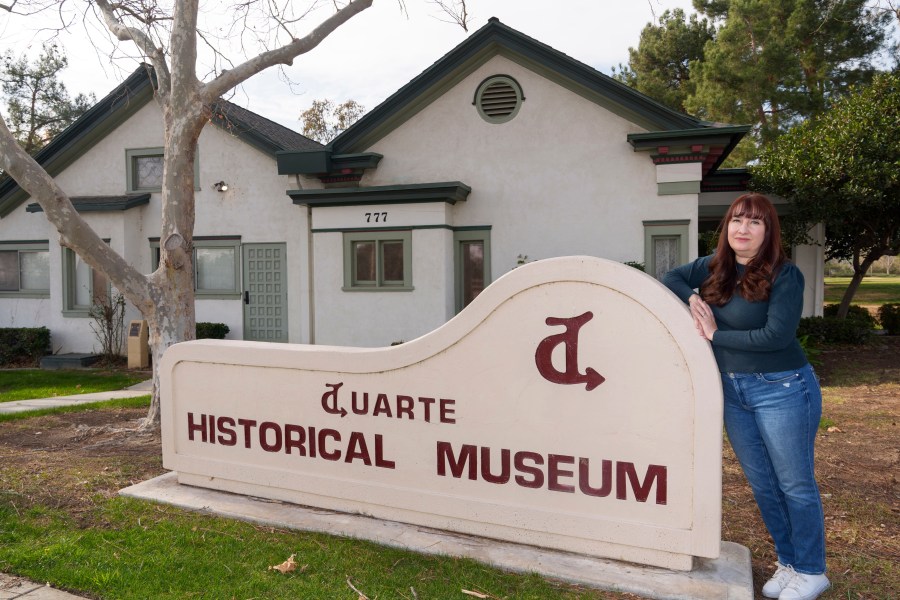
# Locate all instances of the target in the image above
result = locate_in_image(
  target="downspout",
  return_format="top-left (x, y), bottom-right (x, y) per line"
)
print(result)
top-left (294, 174), bottom-right (315, 345)
top-left (307, 202), bottom-right (316, 345)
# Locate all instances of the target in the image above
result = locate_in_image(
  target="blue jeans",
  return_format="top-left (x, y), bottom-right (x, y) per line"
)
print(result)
top-left (721, 363), bottom-right (826, 575)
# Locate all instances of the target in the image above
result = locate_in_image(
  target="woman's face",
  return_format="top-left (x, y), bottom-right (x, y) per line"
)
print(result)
top-left (727, 214), bottom-right (766, 264)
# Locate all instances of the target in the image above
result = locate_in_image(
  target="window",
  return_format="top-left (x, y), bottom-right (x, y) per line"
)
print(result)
top-left (343, 231), bottom-right (412, 291)
top-left (643, 220), bottom-right (690, 280)
top-left (454, 229), bottom-right (491, 311)
top-left (127, 147), bottom-right (200, 193)
top-left (474, 75), bottom-right (524, 124)
top-left (62, 246), bottom-right (110, 316)
top-left (151, 237), bottom-right (241, 297)
top-left (0, 242), bottom-right (50, 297)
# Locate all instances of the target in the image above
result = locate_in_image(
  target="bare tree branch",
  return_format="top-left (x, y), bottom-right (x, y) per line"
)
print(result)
top-left (429, 0), bottom-right (468, 31)
top-left (94, 0), bottom-right (171, 97)
top-left (202, 0), bottom-right (373, 102)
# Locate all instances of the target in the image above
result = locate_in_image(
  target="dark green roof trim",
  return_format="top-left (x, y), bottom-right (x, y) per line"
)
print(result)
top-left (328, 17), bottom-right (713, 154)
top-left (0, 65), bottom-right (156, 218)
top-left (276, 151), bottom-right (383, 176)
top-left (628, 126), bottom-right (751, 174)
top-left (627, 125), bottom-right (751, 149)
top-left (26, 193), bottom-right (151, 213)
top-left (289, 182), bottom-right (471, 207)
top-left (312, 223), bottom-right (491, 233)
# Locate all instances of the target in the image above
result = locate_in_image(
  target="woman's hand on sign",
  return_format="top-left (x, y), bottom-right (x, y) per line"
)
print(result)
top-left (689, 294), bottom-right (718, 341)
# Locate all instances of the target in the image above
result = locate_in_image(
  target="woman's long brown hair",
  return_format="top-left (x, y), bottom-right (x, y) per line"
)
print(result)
top-left (701, 193), bottom-right (786, 305)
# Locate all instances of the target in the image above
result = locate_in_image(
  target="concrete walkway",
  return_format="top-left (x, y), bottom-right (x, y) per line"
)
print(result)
top-left (1, 378), bottom-right (152, 599)
top-left (0, 379), bottom-right (151, 415)
top-left (0, 574), bottom-right (91, 599)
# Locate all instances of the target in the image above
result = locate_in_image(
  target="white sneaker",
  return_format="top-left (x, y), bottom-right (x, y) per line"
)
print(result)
top-left (762, 563), bottom-right (795, 598)
top-left (779, 572), bottom-right (831, 600)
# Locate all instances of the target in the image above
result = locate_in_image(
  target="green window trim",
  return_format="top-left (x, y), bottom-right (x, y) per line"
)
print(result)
top-left (150, 237), bottom-right (242, 298)
top-left (61, 244), bottom-right (112, 318)
top-left (342, 230), bottom-right (413, 292)
top-left (0, 241), bottom-right (50, 298)
top-left (126, 147), bottom-right (201, 193)
top-left (643, 220), bottom-right (690, 281)
top-left (454, 229), bottom-right (491, 312)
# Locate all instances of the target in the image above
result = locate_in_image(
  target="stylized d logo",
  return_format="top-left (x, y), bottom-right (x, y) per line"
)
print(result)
top-left (534, 311), bottom-right (605, 391)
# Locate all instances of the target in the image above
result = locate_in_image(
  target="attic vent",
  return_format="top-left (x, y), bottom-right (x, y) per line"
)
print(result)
top-left (474, 75), bottom-right (524, 124)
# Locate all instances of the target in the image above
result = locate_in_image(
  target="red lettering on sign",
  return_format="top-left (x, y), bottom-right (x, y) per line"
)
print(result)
top-left (436, 441), bottom-right (667, 504)
top-left (534, 311), bottom-right (605, 391)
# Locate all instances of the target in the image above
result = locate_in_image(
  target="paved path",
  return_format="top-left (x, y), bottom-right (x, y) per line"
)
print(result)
top-left (1, 378), bottom-right (152, 598)
top-left (0, 573), bottom-right (91, 599)
top-left (0, 380), bottom-right (151, 415)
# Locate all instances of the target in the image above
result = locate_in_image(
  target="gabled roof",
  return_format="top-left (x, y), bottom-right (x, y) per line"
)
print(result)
top-left (209, 100), bottom-right (323, 155)
top-left (0, 65), bottom-right (322, 218)
top-left (323, 17), bottom-right (745, 158)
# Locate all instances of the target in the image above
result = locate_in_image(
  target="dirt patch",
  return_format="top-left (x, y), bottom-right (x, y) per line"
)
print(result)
top-left (0, 408), bottom-right (163, 516)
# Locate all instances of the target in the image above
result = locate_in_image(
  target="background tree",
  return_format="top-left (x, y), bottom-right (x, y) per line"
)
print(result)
top-left (751, 72), bottom-right (900, 318)
top-left (1, 44), bottom-right (95, 154)
top-left (300, 98), bottom-right (365, 144)
top-left (612, 9), bottom-right (715, 114)
top-left (0, 0), bottom-right (469, 430)
top-left (686, 0), bottom-right (889, 164)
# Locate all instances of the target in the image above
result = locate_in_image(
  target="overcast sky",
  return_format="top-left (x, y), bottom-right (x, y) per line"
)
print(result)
top-left (0, 1), bottom-right (893, 132)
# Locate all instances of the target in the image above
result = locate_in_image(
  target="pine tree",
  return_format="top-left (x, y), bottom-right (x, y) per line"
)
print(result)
top-left (1, 44), bottom-right (95, 154)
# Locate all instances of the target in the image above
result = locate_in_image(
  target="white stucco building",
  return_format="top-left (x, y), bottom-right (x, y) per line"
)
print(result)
top-left (0, 18), bottom-right (824, 354)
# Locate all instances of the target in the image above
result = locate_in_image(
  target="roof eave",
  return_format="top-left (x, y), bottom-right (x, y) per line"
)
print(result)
top-left (0, 66), bottom-right (156, 218)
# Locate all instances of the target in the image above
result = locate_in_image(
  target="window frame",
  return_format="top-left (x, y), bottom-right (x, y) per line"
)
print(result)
top-left (454, 228), bottom-right (491, 312)
top-left (150, 237), bottom-right (242, 298)
top-left (61, 245), bottom-right (112, 317)
top-left (126, 147), bottom-right (201, 193)
top-left (643, 220), bottom-right (690, 281)
top-left (0, 241), bottom-right (50, 298)
top-left (342, 230), bottom-right (413, 292)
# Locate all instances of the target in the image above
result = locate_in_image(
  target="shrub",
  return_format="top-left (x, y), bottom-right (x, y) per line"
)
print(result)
top-left (196, 322), bottom-right (230, 339)
top-left (0, 327), bottom-right (51, 366)
top-left (90, 294), bottom-right (127, 360)
top-left (822, 304), bottom-right (877, 329)
top-left (797, 316), bottom-right (871, 345)
top-left (623, 261), bottom-right (645, 272)
top-left (878, 303), bottom-right (900, 335)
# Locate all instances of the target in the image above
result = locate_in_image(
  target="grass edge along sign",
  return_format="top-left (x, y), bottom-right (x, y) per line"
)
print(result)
top-left (160, 256), bottom-right (723, 571)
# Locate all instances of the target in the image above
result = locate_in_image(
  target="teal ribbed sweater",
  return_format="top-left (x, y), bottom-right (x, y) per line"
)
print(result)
top-left (663, 255), bottom-right (809, 373)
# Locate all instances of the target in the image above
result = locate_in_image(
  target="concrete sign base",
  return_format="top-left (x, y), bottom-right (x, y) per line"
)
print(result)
top-left (121, 473), bottom-right (753, 600)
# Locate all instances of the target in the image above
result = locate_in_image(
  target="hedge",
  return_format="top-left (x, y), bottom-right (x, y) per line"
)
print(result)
top-left (797, 316), bottom-right (871, 345)
top-left (878, 303), bottom-right (900, 335)
top-left (0, 327), bottom-right (51, 366)
top-left (823, 303), bottom-right (878, 329)
top-left (196, 322), bottom-right (230, 339)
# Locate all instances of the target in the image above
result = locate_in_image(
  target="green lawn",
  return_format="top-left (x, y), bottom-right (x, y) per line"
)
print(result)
top-left (0, 369), bottom-right (149, 403)
top-left (824, 276), bottom-right (900, 306)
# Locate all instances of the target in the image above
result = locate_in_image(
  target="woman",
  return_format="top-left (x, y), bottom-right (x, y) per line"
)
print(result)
top-left (663, 193), bottom-right (829, 600)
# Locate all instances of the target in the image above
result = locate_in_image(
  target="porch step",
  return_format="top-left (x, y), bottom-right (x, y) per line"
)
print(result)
top-left (40, 353), bottom-right (101, 370)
